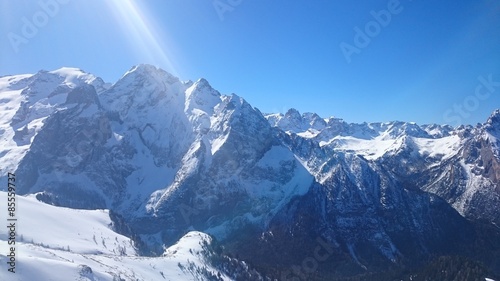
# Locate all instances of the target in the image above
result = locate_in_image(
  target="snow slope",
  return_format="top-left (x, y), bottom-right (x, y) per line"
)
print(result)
top-left (0, 192), bottom-right (230, 281)
top-left (266, 110), bottom-right (462, 162)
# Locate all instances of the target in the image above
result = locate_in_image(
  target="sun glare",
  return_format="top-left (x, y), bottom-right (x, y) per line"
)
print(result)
top-left (106, 0), bottom-right (178, 77)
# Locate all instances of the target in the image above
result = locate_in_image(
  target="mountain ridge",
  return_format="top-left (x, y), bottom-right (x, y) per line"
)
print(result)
top-left (1, 65), bottom-right (499, 280)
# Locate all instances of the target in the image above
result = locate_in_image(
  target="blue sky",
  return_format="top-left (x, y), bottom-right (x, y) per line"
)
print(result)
top-left (1, 0), bottom-right (499, 125)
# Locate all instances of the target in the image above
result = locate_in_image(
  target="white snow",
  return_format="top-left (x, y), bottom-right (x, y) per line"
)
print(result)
top-left (266, 109), bottom-right (463, 162)
top-left (0, 192), bottom-right (231, 281)
top-left (320, 133), bottom-right (461, 161)
top-left (0, 69), bottom-right (108, 177)
top-left (322, 135), bottom-right (397, 160)
top-left (210, 134), bottom-right (228, 155)
top-left (0, 191), bottom-right (135, 256)
top-left (412, 135), bottom-right (461, 160)
top-left (184, 78), bottom-right (221, 115)
top-left (297, 129), bottom-right (321, 138)
top-left (50, 67), bottom-right (97, 87)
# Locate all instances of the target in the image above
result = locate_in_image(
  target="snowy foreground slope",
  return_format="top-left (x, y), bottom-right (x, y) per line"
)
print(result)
top-left (1, 65), bottom-right (499, 280)
top-left (0, 192), bottom-right (232, 281)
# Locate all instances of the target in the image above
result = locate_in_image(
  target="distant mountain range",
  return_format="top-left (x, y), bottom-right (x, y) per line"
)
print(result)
top-left (1, 65), bottom-right (499, 280)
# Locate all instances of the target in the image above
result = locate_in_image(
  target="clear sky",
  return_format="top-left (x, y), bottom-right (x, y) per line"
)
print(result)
top-left (1, 0), bottom-right (499, 126)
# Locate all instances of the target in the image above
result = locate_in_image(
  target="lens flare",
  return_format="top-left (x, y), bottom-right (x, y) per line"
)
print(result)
top-left (105, 0), bottom-right (178, 76)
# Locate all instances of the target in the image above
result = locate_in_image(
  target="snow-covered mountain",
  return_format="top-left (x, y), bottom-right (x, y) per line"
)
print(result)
top-left (1, 65), bottom-right (499, 280)
top-left (265, 108), bottom-right (500, 226)
top-left (0, 192), bottom-right (269, 281)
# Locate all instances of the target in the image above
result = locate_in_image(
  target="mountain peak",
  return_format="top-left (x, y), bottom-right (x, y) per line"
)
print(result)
top-left (125, 64), bottom-right (160, 74)
top-left (36, 67), bottom-right (108, 93)
top-left (285, 108), bottom-right (301, 119)
top-left (485, 109), bottom-right (500, 135)
top-left (196, 77), bottom-right (210, 86)
top-left (110, 64), bottom-right (180, 95)
top-left (49, 67), bottom-right (86, 76)
top-left (3, 66), bottom-right (500, 280)
top-left (185, 77), bottom-right (221, 114)
top-left (487, 109), bottom-right (500, 124)
top-left (121, 64), bottom-right (179, 84)
top-left (191, 78), bottom-right (220, 96)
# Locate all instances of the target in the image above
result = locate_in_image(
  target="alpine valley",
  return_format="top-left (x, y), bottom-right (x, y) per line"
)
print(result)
top-left (1, 65), bottom-right (499, 281)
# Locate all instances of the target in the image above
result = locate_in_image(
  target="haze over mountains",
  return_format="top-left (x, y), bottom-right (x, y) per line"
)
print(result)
top-left (1, 65), bottom-right (499, 280)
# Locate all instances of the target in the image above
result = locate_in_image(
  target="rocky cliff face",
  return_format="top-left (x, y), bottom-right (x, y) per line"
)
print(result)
top-left (1, 65), bottom-right (499, 279)
top-left (266, 108), bottom-right (500, 227)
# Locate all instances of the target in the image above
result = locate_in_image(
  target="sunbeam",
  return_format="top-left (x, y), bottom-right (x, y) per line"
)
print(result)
top-left (105, 0), bottom-right (179, 77)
